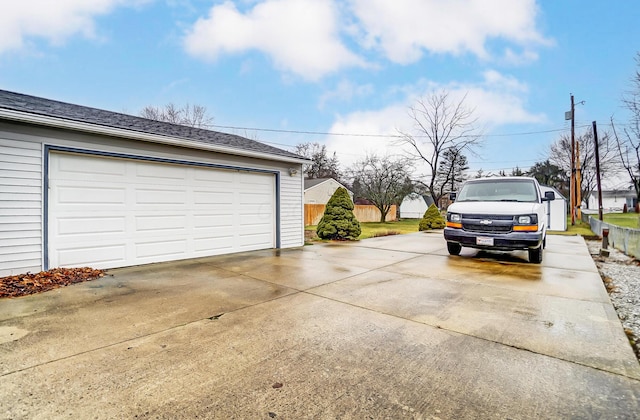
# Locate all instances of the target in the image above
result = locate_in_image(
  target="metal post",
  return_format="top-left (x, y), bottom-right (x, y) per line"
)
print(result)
top-left (593, 121), bottom-right (604, 221)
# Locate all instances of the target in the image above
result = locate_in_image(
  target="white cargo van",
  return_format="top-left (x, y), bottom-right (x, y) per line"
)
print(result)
top-left (444, 177), bottom-right (555, 263)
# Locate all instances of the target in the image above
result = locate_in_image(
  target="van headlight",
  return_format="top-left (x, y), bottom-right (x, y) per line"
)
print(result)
top-left (514, 214), bottom-right (538, 232)
top-left (446, 213), bottom-right (462, 228)
top-left (518, 215), bottom-right (532, 224)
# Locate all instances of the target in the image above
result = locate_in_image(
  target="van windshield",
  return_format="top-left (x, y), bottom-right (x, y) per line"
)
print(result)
top-left (456, 180), bottom-right (539, 203)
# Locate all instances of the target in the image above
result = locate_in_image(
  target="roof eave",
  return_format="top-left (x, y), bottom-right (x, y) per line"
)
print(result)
top-left (0, 108), bottom-right (311, 165)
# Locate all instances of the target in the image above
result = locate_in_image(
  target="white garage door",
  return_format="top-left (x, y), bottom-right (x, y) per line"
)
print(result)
top-left (48, 152), bottom-right (275, 269)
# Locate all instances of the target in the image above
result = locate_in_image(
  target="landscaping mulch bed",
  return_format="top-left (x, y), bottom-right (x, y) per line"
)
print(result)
top-left (0, 267), bottom-right (105, 299)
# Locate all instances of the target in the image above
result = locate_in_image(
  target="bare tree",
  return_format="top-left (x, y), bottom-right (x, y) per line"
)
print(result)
top-left (612, 52), bottom-right (640, 204)
top-left (397, 91), bottom-right (482, 204)
top-left (140, 103), bottom-right (214, 128)
top-left (433, 148), bottom-right (469, 204)
top-left (294, 142), bottom-right (341, 180)
top-left (549, 129), bottom-right (618, 208)
top-left (349, 155), bottom-right (414, 222)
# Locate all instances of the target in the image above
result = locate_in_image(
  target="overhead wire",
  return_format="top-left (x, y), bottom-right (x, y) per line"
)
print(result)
top-left (219, 120), bottom-right (629, 170)
top-left (212, 123), bottom-right (593, 139)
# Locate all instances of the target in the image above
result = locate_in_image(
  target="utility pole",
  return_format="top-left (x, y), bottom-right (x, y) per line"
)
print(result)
top-left (565, 94), bottom-right (585, 225)
top-left (567, 94), bottom-right (576, 225)
top-left (593, 121), bottom-right (604, 221)
top-left (576, 139), bottom-right (582, 220)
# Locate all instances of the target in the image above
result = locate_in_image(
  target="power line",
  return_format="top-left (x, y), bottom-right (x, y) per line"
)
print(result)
top-left (213, 123), bottom-right (592, 139)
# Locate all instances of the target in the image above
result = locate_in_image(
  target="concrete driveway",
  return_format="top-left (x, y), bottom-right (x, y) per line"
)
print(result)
top-left (1, 233), bottom-right (639, 419)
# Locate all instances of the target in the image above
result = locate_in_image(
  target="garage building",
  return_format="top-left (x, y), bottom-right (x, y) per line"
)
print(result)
top-left (0, 90), bottom-right (308, 276)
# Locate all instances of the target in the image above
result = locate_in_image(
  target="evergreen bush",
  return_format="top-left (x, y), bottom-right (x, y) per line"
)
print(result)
top-left (419, 203), bottom-right (446, 230)
top-left (316, 188), bottom-right (361, 240)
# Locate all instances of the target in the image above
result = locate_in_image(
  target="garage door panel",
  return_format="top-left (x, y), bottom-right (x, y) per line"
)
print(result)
top-left (194, 191), bottom-right (234, 205)
top-left (238, 233), bottom-right (272, 249)
top-left (240, 205), bottom-right (273, 221)
top-left (57, 217), bottom-right (126, 236)
top-left (136, 162), bottom-right (187, 181)
top-left (193, 237), bottom-right (235, 253)
top-left (193, 167), bottom-right (235, 183)
top-left (56, 244), bottom-right (127, 267)
top-left (49, 152), bottom-right (275, 269)
top-left (239, 172), bottom-right (272, 186)
top-left (135, 215), bottom-right (186, 232)
top-left (56, 153), bottom-right (127, 177)
top-left (135, 188), bottom-right (187, 205)
top-left (193, 213), bottom-right (234, 228)
top-left (135, 239), bottom-right (187, 259)
top-left (240, 190), bottom-right (272, 204)
top-left (58, 186), bottom-right (126, 205)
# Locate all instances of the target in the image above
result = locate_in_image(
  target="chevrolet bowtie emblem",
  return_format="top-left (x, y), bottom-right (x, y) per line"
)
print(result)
top-left (479, 219), bottom-right (492, 225)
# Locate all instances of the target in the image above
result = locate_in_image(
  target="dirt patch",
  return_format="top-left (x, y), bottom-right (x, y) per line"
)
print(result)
top-left (0, 267), bottom-right (105, 299)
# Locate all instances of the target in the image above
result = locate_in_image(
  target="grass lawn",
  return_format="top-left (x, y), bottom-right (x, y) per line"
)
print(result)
top-left (549, 218), bottom-right (595, 237)
top-left (358, 219), bottom-right (421, 239)
top-left (548, 212), bottom-right (640, 238)
top-left (306, 213), bottom-right (640, 241)
top-left (305, 219), bottom-right (421, 241)
top-left (603, 212), bottom-right (640, 229)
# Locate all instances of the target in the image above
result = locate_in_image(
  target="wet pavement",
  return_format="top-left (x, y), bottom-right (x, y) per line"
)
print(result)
top-left (1, 233), bottom-right (639, 418)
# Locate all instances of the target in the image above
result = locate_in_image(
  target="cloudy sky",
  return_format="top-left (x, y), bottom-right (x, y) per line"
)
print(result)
top-left (1, 0), bottom-right (638, 176)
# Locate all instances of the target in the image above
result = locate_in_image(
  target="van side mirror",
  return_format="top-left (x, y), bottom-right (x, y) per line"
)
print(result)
top-left (449, 192), bottom-right (457, 201)
top-left (543, 191), bottom-right (555, 201)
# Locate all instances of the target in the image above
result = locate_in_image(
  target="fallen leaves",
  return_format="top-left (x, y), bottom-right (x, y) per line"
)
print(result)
top-left (0, 267), bottom-right (105, 298)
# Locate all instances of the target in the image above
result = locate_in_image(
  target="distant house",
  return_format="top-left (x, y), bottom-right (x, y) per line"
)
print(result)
top-left (587, 188), bottom-right (637, 212)
top-left (304, 178), bottom-right (353, 204)
top-left (400, 193), bottom-right (434, 219)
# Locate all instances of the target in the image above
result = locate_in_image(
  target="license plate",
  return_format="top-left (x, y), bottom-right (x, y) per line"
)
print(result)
top-left (476, 236), bottom-right (494, 246)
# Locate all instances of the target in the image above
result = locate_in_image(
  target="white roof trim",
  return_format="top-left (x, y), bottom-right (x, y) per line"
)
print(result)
top-left (0, 108), bottom-right (310, 165)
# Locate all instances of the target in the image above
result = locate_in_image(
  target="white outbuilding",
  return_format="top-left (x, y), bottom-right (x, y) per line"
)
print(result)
top-left (400, 193), bottom-right (434, 219)
top-left (540, 185), bottom-right (567, 231)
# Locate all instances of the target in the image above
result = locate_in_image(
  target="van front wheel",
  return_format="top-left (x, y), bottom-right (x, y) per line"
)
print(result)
top-left (528, 246), bottom-right (543, 264)
top-left (447, 242), bottom-right (462, 256)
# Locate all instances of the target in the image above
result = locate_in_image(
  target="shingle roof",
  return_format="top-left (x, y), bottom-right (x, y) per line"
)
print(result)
top-left (304, 178), bottom-right (334, 189)
top-left (0, 89), bottom-right (304, 161)
top-left (304, 177), bottom-right (352, 192)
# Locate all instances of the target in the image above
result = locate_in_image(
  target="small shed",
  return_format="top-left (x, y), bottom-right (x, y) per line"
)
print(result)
top-left (540, 185), bottom-right (567, 231)
top-left (400, 193), bottom-right (434, 219)
top-left (304, 178), bottom-right (353, 204)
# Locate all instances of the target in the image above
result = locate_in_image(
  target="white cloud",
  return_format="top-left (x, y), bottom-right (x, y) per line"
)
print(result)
top-left (183, 0), bottom-right (364, 81)
top-left (325, 103), bottom-right (408, 167)
top-left (325, 71), bottom-right (546, 168)
top-left (349, 0), bottom-right (549, 64)
top-left (502, 48), bottom-right (540, 66)
top-left (0, 0), bottom-right (148, 54)
top-left (182, 0), bottom-right (549, 80)
top-left (318, 79), bottom-right (374, 109)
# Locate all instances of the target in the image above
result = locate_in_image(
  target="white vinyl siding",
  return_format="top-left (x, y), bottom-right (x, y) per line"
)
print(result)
top-left (0, 137), bottom-right (42, 276)
top-left (279, 174), bottom-right (304, 247)
top-left (48, 152), bottom-right (276, 269)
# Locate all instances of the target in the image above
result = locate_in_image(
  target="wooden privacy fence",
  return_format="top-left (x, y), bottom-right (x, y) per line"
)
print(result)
top-left (305, 204), bottom-right (397, 226)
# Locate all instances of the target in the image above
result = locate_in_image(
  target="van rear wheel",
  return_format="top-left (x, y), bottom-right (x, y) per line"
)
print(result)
top-left (447, 242), bottom-right (462, 256)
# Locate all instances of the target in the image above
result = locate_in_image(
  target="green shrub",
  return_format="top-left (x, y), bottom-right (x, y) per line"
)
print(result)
top-left (419, 203), bottom-right (446, 230)
top-left (316, 188), bottom-right (361, 240)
